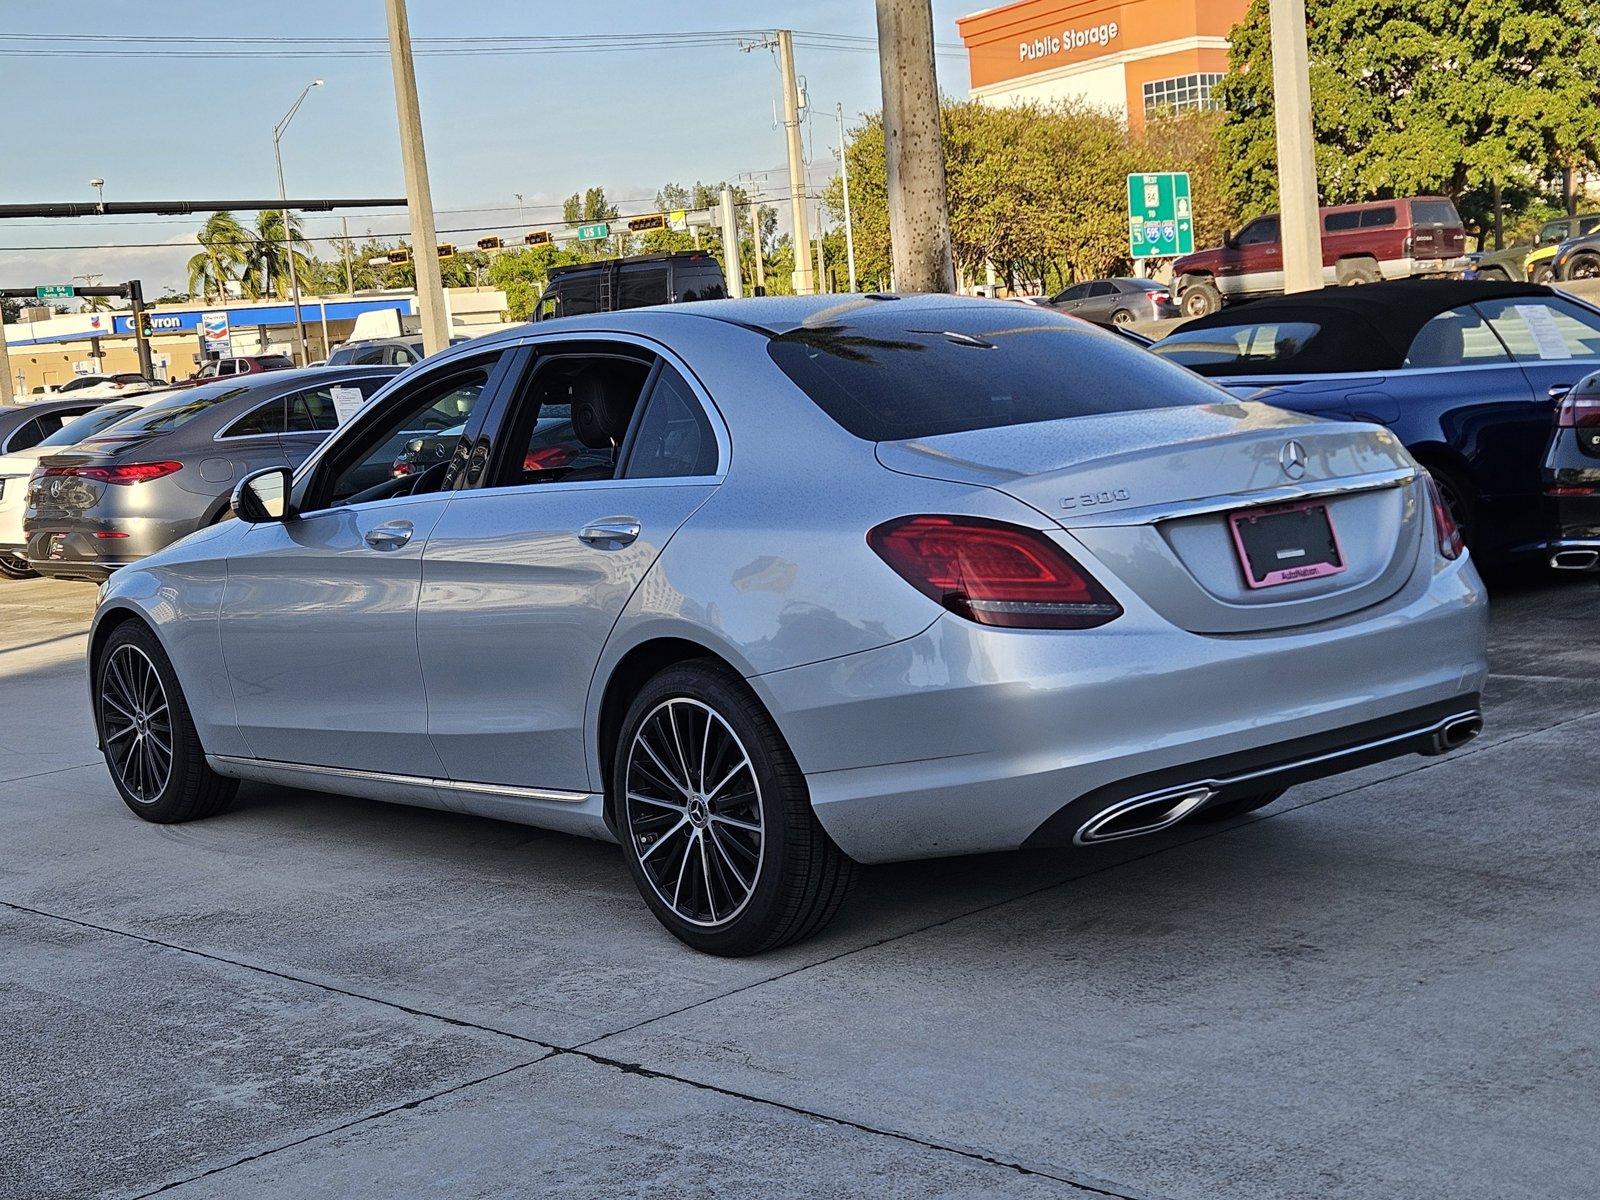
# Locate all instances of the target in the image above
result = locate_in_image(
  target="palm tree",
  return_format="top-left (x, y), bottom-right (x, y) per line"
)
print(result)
top-left (248, 210), bottom-right (317, 299)
top-left (187, 211), bottom-right (252, 303)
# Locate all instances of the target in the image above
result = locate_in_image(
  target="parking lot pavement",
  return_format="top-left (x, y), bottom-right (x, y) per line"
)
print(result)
top-left (1, 572), bottom-right (1597, 1199)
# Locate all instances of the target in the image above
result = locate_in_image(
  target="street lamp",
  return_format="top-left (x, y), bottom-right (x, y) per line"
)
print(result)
top-left (273, 79), bottom-right (323, 364)
top-left (89, 178), bottom-right (105, 213)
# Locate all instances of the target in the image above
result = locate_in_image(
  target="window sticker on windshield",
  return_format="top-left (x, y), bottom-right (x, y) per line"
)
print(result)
top-left (329, 386), bottom-right (367, 425)
top-left (1514, 304), bottom-right (1574, 360)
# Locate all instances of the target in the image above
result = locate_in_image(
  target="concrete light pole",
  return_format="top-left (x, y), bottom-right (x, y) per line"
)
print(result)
top-left (836, 104), bottom-right (859, 292)
top-left (719, 186), bottom-right (745, 299)
top-left (1269, 0), bottom-right (1323, 294)
top-left (875, 0), bottom-right (954, 293)
top-left (273, 79), bottom-right (322, 365)
top-left (776, 31), bottom-right (816, 295)
top-left (385, 0), bottom-right (450, 355)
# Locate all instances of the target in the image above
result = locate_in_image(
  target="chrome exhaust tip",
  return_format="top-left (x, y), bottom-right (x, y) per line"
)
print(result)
top-left (1073, 787), bottom-right (1213, 846)
top-left (1427, 714), bottom-right (1483, 755)
top-left (1550, 548), bottom-right (1600, 571)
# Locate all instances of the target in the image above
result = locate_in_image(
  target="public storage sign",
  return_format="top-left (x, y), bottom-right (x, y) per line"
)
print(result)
top-left (1020, 21), bottom-right (1119, 62)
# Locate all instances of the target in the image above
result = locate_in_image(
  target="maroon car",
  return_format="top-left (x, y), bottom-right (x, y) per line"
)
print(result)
top-left (1174, 197), bottom-right (1469, 316)
top-left (167, 354), bottom-right (295, 390)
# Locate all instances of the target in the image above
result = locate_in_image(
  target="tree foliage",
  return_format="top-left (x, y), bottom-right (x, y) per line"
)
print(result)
top-left (1217, 0), bottom-right (1600, 219)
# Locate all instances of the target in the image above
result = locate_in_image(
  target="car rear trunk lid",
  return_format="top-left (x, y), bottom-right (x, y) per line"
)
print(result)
top-left (876, 402), bottom-right (1424, 633)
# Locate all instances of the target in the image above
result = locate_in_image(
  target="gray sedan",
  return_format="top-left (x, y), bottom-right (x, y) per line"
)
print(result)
top-left (1044, 277), bottom-right (1180, 326)
top-left (86, 296), bottom-right (1487, 954)
top-left (25, 366), bottom-right (397, 581)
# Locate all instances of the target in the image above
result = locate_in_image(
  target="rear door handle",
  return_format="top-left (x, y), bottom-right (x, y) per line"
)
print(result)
top-left (578, 518), bottom-right (641, 549)
top-left (364, 520), bottom-right (413, 550)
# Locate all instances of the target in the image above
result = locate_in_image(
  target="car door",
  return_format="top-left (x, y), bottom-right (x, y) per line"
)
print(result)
top-left (1050, 284), bottom-right (1088, 313)
top-left (218, 349), bottom-right (516, 775)
top-left (1077, 281), bottom-right (1119, 321)
top-left (417, 340), bottom-right (724, 793)
top-left (1233, 217), bottom-right (1283, 295)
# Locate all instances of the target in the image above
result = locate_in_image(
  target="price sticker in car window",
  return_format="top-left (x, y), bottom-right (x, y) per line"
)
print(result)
top-left (329, 386), bottom-right (368, 425)
top-left (1515, 304), bottom-right (1574, 360)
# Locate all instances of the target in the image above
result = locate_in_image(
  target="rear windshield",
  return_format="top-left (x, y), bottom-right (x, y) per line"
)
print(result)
top-left (1150, 322), bottom-right (1322, 373)
top-left (766, 308), bottom-right (1221, 441)
top-left (1410, 199), bottom-right (1461, 227)
top-left (38, 404), bottom-right (141, 447)
top-left (97, 386), bottom-right (251, 437)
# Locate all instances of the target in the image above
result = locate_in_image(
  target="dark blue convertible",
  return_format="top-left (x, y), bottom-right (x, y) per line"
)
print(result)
top-left (1151, 280), bottom-right (1600, 562)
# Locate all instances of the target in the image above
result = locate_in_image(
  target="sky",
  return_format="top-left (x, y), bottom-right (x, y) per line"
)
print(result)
top-left (0, 1), bottom-right (979, 299)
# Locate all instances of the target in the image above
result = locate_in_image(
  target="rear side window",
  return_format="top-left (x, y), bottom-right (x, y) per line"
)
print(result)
top-left (1479, 297), bottom-right (1600, 361)
top-left (4, 417), bottom-right (46, 452)
top-left (1360, 207), bottom-right (1398, 228)
top-left (553, 276), bottom-right (604, 316)
top-left (1152, 322), bottom-right (1321, 372)
top-left (1324, 211), bottom-right (1361, 232)
top-left (286, 386), bottom-right (360, 432)
top-left (1409, 200), bottom-right (1460, 227)
top-left (676, 266), bottom-right (726, 302)
top-left (768, 311), bottom-right (1217, 441)
top-left (224, 398), bottom-right (286, 437)
top-left (1086, 281), bottom-right (1117, 297)
top-left (623, 365), bottom-right (718, 478)
top-left (1404, 308), bottom-right (1511, 368)
top-left (619, 266), bottom-right (669, 310)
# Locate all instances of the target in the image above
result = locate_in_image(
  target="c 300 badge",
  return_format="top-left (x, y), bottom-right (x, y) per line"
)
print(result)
top-left (1061, 488), bottom-right (1131, 511)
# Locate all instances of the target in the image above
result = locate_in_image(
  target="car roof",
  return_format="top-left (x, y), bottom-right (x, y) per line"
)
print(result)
top-left (137, 365), bottom-right (399, 411)
top-left (1168, 279), bottom-right (1558, 373)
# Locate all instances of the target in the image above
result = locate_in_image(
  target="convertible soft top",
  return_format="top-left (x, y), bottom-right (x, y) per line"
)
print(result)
top-left (1165, 279), bottom-right (1557, 374)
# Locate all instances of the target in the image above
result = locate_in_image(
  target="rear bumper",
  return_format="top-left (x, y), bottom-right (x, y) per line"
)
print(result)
top-left (755, 556), bottom-right (1487, 862)
top-left (24, 517), bottom-right (195, 582)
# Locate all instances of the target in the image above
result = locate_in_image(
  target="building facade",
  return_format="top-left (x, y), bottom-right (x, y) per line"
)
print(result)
top-left (956, 0), bottom-right (1249, 130)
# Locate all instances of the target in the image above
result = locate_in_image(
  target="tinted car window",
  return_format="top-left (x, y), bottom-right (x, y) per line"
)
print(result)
top-left (38, 405), bottom-right (140, 447)
top-left (1581, 217), bottom-right (1600, 236)
top-left (1404, 307), bottom-right (1512, 368)
top-left (1479, 297), bottom-right (1600, 361)
top-left (769, 311), bottom-right (1218, 441)
top-left (5, 417), bottom-right (46, 452)
top-left (1410, 200), bottom-right (1459, 226)
top-left (624, 365), bottom-right (718, 479)
top-left (107, 387), bottom-right (251, 437)
top-left (555, 276), bottom-right (604, 316)
top-left (676, 266), bottom-right (726, 302)
top-left (287, 387), bottom-right (345, 432)
top-left (324, 367), bottom-right (491, 505)
top-left (1360, 207), bottom-right (1398, 228)
top-left (1151, 322), bottom-right (1322, 371)
top-left (619, 266), bottom-right (669, 310)
top-left (1086, 281), bottom-right (1117, 298)
top-left (1053, 284), bottom-right (1087, 303)
top-left (223, 398), bottom-right (286, 437)
top-left (1237, 218), bottom-right (1279, 246)
top-left (1324, 211), bottom-right (1361, 232)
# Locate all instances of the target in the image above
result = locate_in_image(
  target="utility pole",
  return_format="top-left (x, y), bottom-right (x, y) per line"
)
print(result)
top-left (273, 79), bottom-right (322, 366)
top-left (341, 216), bottom-right (355, 294)
top-left (776, 31), bottom-right (815, 295)
top-left (837, 103), bottom-right (859, 293)
top-left (1269, 0), bottom-right (1322, 294)
top-left (385, 0), bottom-right (450, 354)
top-left (875, 0), bottom-right (954, 293)
top-left (0, 307), bottom-right (14, 405)
top-left (719, 186), bottom-right (745, 299)
top-left (749, 203), bottom-right (766, 293)
top-left (815, 212), bottom-right (827, 292)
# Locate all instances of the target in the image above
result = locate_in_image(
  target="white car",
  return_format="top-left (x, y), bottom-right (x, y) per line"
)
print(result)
top-left (46, 373), bottom-right (160, 400)
top-left (0, 393), bottom-right (174, 578)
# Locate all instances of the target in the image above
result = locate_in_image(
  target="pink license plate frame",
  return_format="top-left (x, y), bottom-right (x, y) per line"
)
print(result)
top-left (1228, 499), bottom-right (1347, 589)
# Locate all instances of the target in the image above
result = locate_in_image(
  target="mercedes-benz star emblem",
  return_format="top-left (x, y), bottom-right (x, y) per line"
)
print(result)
top-left (1279, 440), bottom-right (1308, 479)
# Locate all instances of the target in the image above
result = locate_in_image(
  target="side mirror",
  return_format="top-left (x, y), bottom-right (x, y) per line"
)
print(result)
top-left (231, 466), bottom-right (293, 524)
top-left (1222, 230), bottom-right (1238, 249)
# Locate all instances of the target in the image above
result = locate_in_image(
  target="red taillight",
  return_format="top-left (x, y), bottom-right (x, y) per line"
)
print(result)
top-left (1556, 394), bottom-right (1600, 428)
top-left (93, 531), bottom-right (131, 540)
top-left (391, 459), bottom-right (415, 477)
top-left (1423, 475), bottom-right (1465, 561)
top-left (39, 461), bottom-right (181, 486)
top-left (524, 445), bottom-right (578, 472)
top-left (1547, 485), bottom-right (1597, 496)
top-left (1150, 290), bottom-right (1170, 304)
top-left (867, 515), bottom-right (1122, 629)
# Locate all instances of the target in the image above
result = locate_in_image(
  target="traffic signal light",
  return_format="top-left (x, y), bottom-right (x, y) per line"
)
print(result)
top-left (477, 236), bottom-right (503, 251)
top-left (627, 213), bottom-right (667, 233)
top-left (386, 247), bottom-right (412, 265)
top-left (523, 230), bottom-right (552, 246)
top-left (137, 311), bottom-right (154, 339)
top-left (436, 243), bottom-right (457, 259)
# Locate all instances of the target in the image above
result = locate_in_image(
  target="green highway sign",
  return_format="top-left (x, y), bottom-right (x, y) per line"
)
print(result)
top-left (575, 223), bottom-right (610, 241)
top-left (35, 284), bottom-right (75, 300)
top-left (1127, 172), bottom-right (1194, 259)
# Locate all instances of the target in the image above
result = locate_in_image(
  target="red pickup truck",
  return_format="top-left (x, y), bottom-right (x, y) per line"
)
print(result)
top-left (1173, 197), bottom-right (1469, 316)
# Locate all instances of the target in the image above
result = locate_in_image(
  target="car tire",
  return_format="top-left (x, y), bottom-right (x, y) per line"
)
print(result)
top-left (1530, 263), bottom-right (1555, 285)
top-left (614, 661), bottom-right (854, 956)
top-left (1191, 788), bottom-right (1286, 824)
top-left (1110, 308), bottom-right (1136, 327)
top-left (1337, 258), bottom-right (1382, 285)
top-left (0, 552), bottom-right (36, 580)
top-left (95, 620), bottom-right (237, 824)
top-left (1475, 266), bottom-right (1511, 282)
top-left (1180, 279), bottom-right (1222, 317)
top-left (1565, 252), bottom-right (1600, 281)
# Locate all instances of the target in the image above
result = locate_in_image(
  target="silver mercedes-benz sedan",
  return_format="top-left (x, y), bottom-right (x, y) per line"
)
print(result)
top-left (87, 296), bottom-right (1488, 954)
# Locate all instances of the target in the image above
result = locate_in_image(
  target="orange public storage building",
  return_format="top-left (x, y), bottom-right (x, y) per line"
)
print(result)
top-left (956, 0), bottom-right (1250, 130)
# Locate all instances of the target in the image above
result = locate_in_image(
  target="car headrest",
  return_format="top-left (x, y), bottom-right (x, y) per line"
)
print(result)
top-left (569, 363), bottom-right (640, 449)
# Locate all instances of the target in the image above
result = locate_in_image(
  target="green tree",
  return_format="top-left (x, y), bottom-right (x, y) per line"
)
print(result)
top-left (563, 187), bottom-right (620, 260)
top-left (486, 243), bottom-right (587, 320)
top-left (187, 210), bottom-right (252, 303)
top-left (246, 210), bottom-right (317, 299)
top-left (1217, 0), bottom-right (1600, 219)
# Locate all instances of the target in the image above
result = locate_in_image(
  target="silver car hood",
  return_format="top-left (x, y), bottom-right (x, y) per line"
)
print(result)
top-left (874, 402), bottom-right (1412, 528)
